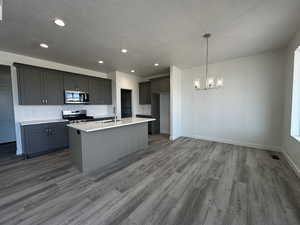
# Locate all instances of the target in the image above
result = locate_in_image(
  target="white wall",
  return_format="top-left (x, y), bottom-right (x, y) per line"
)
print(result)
top-left (112, 71), bottom-right (151, 118)
top-left (170, 66), bottom-right (182, 140)
top-left (160, 93), bottom-right (170, 134)
top-left (282, 30), bottom-right (300, 174)
top-left (108, 71), bottom-right (117, 109)
top-left (0, 50), bottom-right (113, 155)
top-left (180, 49), bottom-right (285, 151)
top-left (290, 47), bottom-right (300, 138)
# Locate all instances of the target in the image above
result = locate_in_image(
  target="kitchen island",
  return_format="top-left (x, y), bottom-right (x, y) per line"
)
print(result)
top-left (67, 117), bottom-right (155, 174)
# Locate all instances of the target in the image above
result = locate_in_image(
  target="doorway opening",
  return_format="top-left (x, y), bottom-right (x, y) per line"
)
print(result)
top-left (150, 92), bottom-right (170, 136)
top-left (121, 89), bottom-right (132, 118)
top-left (0, 65), bottom-right (17, 160)
top-left (151, 93), bottom-right (160, 134)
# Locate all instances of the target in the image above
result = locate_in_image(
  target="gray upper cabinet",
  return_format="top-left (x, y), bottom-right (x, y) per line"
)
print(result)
top-left (160, 76), bottom-right (170, 92)
top-left (16, 64), bottom-right (63, 105)
top-left (43, 69), bottom-right (64, 105)
top-left (75, 75), bottom-right (89, 92)
top-left (103, 79), bottom-right (112, 105)
top-left (15, 63), bottom-right (112, 105)
top-left (63, 73), bottom-right (89, 92)
top-left (151, 76), bottom-right (170, 93)
top-left (89, 77), bottom-right (104, 104)
top-left (17, 65), bottom-right (43, 105)
top-left (63, 73), bottom-right (76, 90)
top-left (139, 81), bottom-right (151, 104)
top-left (89, 77), bottom-right (112, 105)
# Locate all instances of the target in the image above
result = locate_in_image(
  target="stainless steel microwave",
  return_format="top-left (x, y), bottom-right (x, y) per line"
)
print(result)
top-left (64, 90), bottom-right (89, 104)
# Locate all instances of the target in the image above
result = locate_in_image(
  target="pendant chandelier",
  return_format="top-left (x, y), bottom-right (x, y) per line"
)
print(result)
top-left (194, 33), bottom-right (224, 90)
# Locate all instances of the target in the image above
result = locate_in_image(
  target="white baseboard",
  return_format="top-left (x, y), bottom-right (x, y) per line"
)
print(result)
top-left (169, 136), bottom-right (174, 141)
top-left (283, 150), bottom-right (300, 179)
top-left (189, 135), bottom-right (282, 152)
top-left (169, 135), bottom-right (181, 141)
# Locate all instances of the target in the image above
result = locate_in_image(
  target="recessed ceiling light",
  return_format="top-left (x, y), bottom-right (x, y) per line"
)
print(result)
top-left (131, 70), bottom-right (135, 73)
top-left (40, 43), bottom-right (49, 48)
top-left (98, 60), bottom-right (104, 64)
top-left (54, 18), bottom-right (65, 27)
top-left (154, 63), bottom-right (159, 67)
top-left (121, 49), bottom-right (128, 53)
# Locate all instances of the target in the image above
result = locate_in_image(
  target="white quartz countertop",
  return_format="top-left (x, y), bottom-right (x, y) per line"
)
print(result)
top-left (67, 117), bottom-right (155, 132)
top-left (93, 115), bottom-right (115, 119)
top-left (19, 115), bottom-right (115, 126)
top-left (20, 119), bottom-right (68, 126)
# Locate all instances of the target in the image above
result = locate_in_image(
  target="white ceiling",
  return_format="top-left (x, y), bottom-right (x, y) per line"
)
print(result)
top-left (0, 0), bottom-right (300, 76)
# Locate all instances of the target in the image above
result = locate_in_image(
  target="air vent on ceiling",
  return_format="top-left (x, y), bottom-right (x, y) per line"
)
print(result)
top-left (0, 0), bottom-right (2, 21)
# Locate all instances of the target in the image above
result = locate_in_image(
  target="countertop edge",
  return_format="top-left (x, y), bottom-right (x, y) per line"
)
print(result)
top-left (20, 119), bottom-right (68, 126)
top-left (67, 118), bottom-right (155, 133)
top-left (19, 115), bottom-right (116, 126)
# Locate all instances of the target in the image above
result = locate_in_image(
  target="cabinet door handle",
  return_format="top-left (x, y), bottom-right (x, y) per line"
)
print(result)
top-left (50, 129), bottom-right (55, 135)
top-left (48, 128), bottom-right (54, 136)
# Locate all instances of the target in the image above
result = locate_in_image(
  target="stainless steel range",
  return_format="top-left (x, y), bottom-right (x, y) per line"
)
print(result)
top-left (62, 110), bottom-right (94, 123)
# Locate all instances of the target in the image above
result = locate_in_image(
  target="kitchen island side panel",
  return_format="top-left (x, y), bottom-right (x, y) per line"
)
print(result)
top-left (81, 123), bottom-right (148, 174)
top-left (69, 128), bottom-right (83, 172)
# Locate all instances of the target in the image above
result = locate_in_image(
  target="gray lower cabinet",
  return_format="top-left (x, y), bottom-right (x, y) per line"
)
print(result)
top-left (21, 122), bottom-right (69, 157)
top-left (139, 81), bottom-right (151, 104)
top-left (16, 64), bottom-right (64, 105)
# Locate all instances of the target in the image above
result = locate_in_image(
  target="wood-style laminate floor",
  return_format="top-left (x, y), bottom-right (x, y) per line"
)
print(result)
top-left (0, 142), bottom-right (23, 166)
top-left (0, 137), bottom-right (300, 225)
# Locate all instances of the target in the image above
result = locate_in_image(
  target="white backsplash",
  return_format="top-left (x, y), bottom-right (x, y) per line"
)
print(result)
top-left (16, 104), bottom-right (149, 123)
top-left (63, 105), bottom-right (114, 117)
top-left (16, 105), bottom-right (113, 122)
